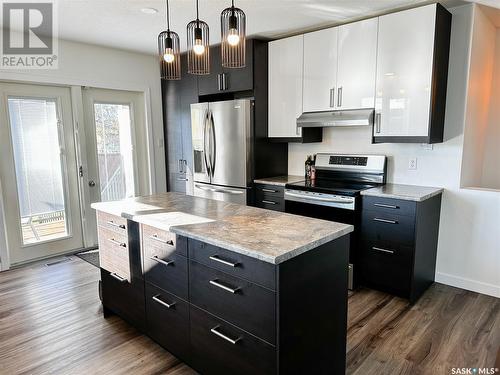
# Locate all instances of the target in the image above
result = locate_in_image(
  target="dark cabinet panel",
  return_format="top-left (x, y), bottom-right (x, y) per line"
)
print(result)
top-left (190, 305), bottom-right (276, 375)
top-left (189, 260), bottom-right (276, 344)
top-left (143, 252), bottom-right (188, 300)
top-left (188, 239), bottom-right (276, 290)
top-left (198, 41), bottom-right (254, 96)
top-left (254, 183), bottom-right (285, 212)
top-left (145, 282), bottom-right (190, 361)
top-left (361, 208), bottom-right (416, 246)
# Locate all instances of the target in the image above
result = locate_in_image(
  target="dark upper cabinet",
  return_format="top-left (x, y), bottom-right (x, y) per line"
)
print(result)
top-left (198, 40), bottom-right (254, 96)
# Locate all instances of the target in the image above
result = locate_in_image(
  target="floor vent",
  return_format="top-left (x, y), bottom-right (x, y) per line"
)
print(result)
top-left (45, 257), bottom-right (73, 267)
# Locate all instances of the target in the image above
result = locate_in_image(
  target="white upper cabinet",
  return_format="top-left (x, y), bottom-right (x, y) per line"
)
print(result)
top-left (337, 18), bottom-right (378, 110)
top-left (374, 4), bottom-right (451, 142)
top-left (268, 35), bottom-right (304, 138)
top-left (303, 28), bottom-right (338, 112)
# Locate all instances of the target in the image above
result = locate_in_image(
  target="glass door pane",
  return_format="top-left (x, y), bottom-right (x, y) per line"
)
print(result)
top-left (7, 97), bottom-right (69, 245)
top-left (93, 103), bottom-right (135, 202)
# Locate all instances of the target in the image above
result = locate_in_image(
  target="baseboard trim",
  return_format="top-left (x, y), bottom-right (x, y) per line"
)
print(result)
top-left (435, 272), bottom-right (500, 298)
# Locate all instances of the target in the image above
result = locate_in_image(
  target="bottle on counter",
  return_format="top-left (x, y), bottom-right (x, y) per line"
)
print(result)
top-left (305, 155), bottom-right (313, 179)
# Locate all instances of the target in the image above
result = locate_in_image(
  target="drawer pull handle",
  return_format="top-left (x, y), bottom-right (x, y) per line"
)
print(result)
top-left (209, 255), bottom-right (239, 267)
top-left (210, 325), bottom-right (241, 345)
top-left (152, 294), bottom-right (176, 309)
top-left (107, 220), bottom-right (126, 229)
top-left (373, 218), bottom-right (398, 224)
top-left (209, 279), bottom-right (241, 294)
top-left (110, 273), bottom-right (127, 282)
top-left (374, 203), bottom-right (399, 209)
top-left (108, 238), bottom-right (127, 247)
top-left (150, 255), bottom-right (174, 266)
top-left (150, 234), bottom-right (174, 246)
top-left (262, 200), bottom-right (277, 205)
top-left (261, 188), bottom-right (278, 193)
top-left (372, 246), bottom-right (395, 254)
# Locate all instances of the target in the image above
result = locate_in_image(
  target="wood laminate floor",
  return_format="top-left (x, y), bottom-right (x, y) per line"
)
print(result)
top-left (0, 257), bottom-right (498, 375)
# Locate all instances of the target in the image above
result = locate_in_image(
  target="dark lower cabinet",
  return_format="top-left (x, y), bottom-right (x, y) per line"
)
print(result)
top-left (145, 282), bottom-right (190, 362)
top-left (99, 217), bottom-right (349, 374)
top-left (359, 194), bottom-right (442, 303)
top-left (253, 183), bottom-right (285, 212)
top-left (190, 306), bottom-right (276, 375)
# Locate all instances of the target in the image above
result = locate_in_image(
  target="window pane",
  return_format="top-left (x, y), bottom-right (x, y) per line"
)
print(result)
top-left (7, 97), bottom-right (69, 245)
top-left (94, 103), bottom-right (135, 202)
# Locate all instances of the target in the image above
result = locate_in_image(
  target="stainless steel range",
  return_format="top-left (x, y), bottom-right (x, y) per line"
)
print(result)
top-left (285, 153), bottom-right (387, 289)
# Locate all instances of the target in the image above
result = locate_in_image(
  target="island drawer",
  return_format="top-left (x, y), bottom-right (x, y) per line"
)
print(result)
top-left (188, 239), bottom-right (276, 290)
top-left (362, 196), bottom-right (416, 217)
top-left (97, 211), bottom-right (128, 235)
top-left (145, 282), bottom-right (190, 361)
top-left (98, 226), bottom-right (130, 281)
top-left (358, 239), bottom-right (413, 296)
top-left (143, 248), bottom-right (188, 299)
top-left (254, 183), bottom-right (284, 198)
top-left (101, 269), bottom-right (145, 330)
top-left (142, 224), bottom-right (187, 257)
top-left (189, 260), bottom-right (276, 344)
top-left (361, 209), bottom-right (415, 246)
top-left (190, 305), bottom-right (276, 375)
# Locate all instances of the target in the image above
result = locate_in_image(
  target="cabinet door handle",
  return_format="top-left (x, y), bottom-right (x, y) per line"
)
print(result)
top-left (217, 73), bottom-right (222, 91)
top-left (374, 203), bottom-right (399, 209)
top-left (177, 177), bottom-right (188, 181)
top-left (329, 88), bottom-right (335, 108)
top-left (262, 200), bottom-right (277, 205)
top-left (372, 246), bottom-right (395, 254)
top-left (108, 238), bottom-right (127, 247)
top-left (110, 272), bottom-right (127, 282)
top-left (375, 113), bottom-right (381, 133)
top-left (373, 218), bottom-right (398, 224)
top-left (107, 220), bottom-right (126, 230)
top-left (150, 255), bottom-right (174, 266)
top-left (209, 255), bottom-right (239, 267)
top-left (261, 188), bottom-right (278, 193)
top-left (209, 279), bottom-right (241, 294)
top-left (210, 325), bottom-right (241, 345)
top-left (150, 235), bottom-right (174, 246)
top-left (222, 73), bottom-right (227, 90)
top-left (337, 86), bottom-right (343, 107)
top-left (152, 294), bottom-right (176, 309)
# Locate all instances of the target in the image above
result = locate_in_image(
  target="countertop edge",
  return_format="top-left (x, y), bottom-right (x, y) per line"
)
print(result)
top-left (170, 224), bottom-right (354, 265)
top-left (361, 186), bottom-right (444, 202)
top-left (253, 175), bottom-right (304, 187)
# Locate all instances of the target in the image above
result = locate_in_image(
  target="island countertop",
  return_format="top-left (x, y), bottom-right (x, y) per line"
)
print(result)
top-left (91, 192), bottom-right (353, 264)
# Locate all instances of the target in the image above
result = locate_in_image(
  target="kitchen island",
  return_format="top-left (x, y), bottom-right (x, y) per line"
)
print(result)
top-left (92, 192), bottom-right (353, 374)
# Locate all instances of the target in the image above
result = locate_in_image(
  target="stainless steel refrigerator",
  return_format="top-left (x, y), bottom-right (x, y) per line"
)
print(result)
top-left (190, 99), bottom-right (252, 205)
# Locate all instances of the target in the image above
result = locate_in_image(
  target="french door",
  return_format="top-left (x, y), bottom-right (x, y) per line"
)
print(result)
top-left (82, 88), bottom-right (148, 245)
top-left (0, 83), bottom-right (83, 264)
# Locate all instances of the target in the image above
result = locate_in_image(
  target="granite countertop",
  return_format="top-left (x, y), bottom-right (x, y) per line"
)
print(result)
top-left (91, 193), bottom-right (353, 264)
top-left (361, 183), bottom-right (444, 202)
top-left (253, 175), bottom-right (304, 187)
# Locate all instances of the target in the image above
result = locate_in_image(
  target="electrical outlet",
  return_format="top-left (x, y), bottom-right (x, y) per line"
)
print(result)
top-left (409, 157), bottom-right (417, 170)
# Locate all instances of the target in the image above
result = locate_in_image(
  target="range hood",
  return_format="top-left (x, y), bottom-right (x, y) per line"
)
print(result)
top-left (297, 108), bottom-right (374, 128)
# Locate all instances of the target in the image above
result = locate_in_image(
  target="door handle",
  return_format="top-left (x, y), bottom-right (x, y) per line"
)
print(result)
top-left (373, 217), bottom-right (398, 224)
top-left (337, 87), bottom-right (343, 107)
top-left (203, 110), bottom-right (211, 176)
top-left (209, 112), bottom-right (216, 178)
top-left (108, 238), bottom-right (127, 247)
top-left (149, 235), bottom-right (174, 246)
top-left (375, 113), bottom-right (381, 134)
top-left (195, 184), bottom-right (217, 192)
top-left (150, 255), bottom-right (174, 266)
top-left (88, 180), bottom-right (96, 187)
top-left (178, 159), bottom-right (183, 173)
top-left (210, 325), bottom-right (241, 345)
top-left (214, 187), bottom-right (244, 195)
top-left (209, 255), bottom-right (240, 267)
top-left (106, 220), bottom-right (126, 230)
top-left (152, 294), bottom-right (176, 309)
top-left (110, 273), bottom-right (127, 282)
top-left (372, 246), bottom-right (395, 255)
top-left (329, 88), bottom-right (335, 108)
top-left (209, 279), bottom-right (241, 294)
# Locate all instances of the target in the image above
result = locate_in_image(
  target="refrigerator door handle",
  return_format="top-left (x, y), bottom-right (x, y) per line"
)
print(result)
top-left (210, 111), bottom-right (216, 178)
top-left (203, 110), bottom-right (211, 178)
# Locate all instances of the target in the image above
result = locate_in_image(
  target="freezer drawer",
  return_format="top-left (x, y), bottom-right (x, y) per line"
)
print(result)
top-left (193, 182), bottom-right (248, 205)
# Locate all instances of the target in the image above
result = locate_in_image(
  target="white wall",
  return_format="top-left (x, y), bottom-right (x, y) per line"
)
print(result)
top-left (482, 28), bottom-right (500, 189)
top-left (288, 4), bottom-right (500, 298)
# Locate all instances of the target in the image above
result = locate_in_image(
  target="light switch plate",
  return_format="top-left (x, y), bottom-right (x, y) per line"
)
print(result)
top-left (409, 157), bottom-right (417, 170)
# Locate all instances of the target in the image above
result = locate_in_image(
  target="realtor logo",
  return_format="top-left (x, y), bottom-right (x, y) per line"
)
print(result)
top-left (1, 0), bottom-right (58, 69)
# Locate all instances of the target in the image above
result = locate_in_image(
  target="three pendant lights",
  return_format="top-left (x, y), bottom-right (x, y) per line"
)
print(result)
top-left (158, 0), bottom-right (246, 80)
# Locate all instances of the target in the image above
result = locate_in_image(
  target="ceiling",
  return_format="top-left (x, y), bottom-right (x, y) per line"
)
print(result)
top-left (8, 0), bottom-right (498, 55)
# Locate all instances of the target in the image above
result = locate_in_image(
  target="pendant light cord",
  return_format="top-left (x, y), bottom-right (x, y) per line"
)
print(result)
top-left (166, 0), bottom-right (170, 31)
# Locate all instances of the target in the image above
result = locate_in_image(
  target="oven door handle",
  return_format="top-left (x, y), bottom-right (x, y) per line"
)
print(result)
top-left (284, 191), bottom-right (353, 204)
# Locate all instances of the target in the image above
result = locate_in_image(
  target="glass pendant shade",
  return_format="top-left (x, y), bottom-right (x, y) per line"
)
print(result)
top-left (158, 30), bottom-right (181, 80)
top-left (221, 1), bottom-right (246, 68)
top-left (187, 19), bottom-right (210, 74)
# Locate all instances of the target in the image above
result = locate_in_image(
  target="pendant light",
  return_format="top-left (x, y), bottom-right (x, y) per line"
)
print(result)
top-left (187, 0), bottom-right (209, 75)
top-left (221, 0), bottom-right (246, 68)
top-left (158, 0), bottom-right (181, 80)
